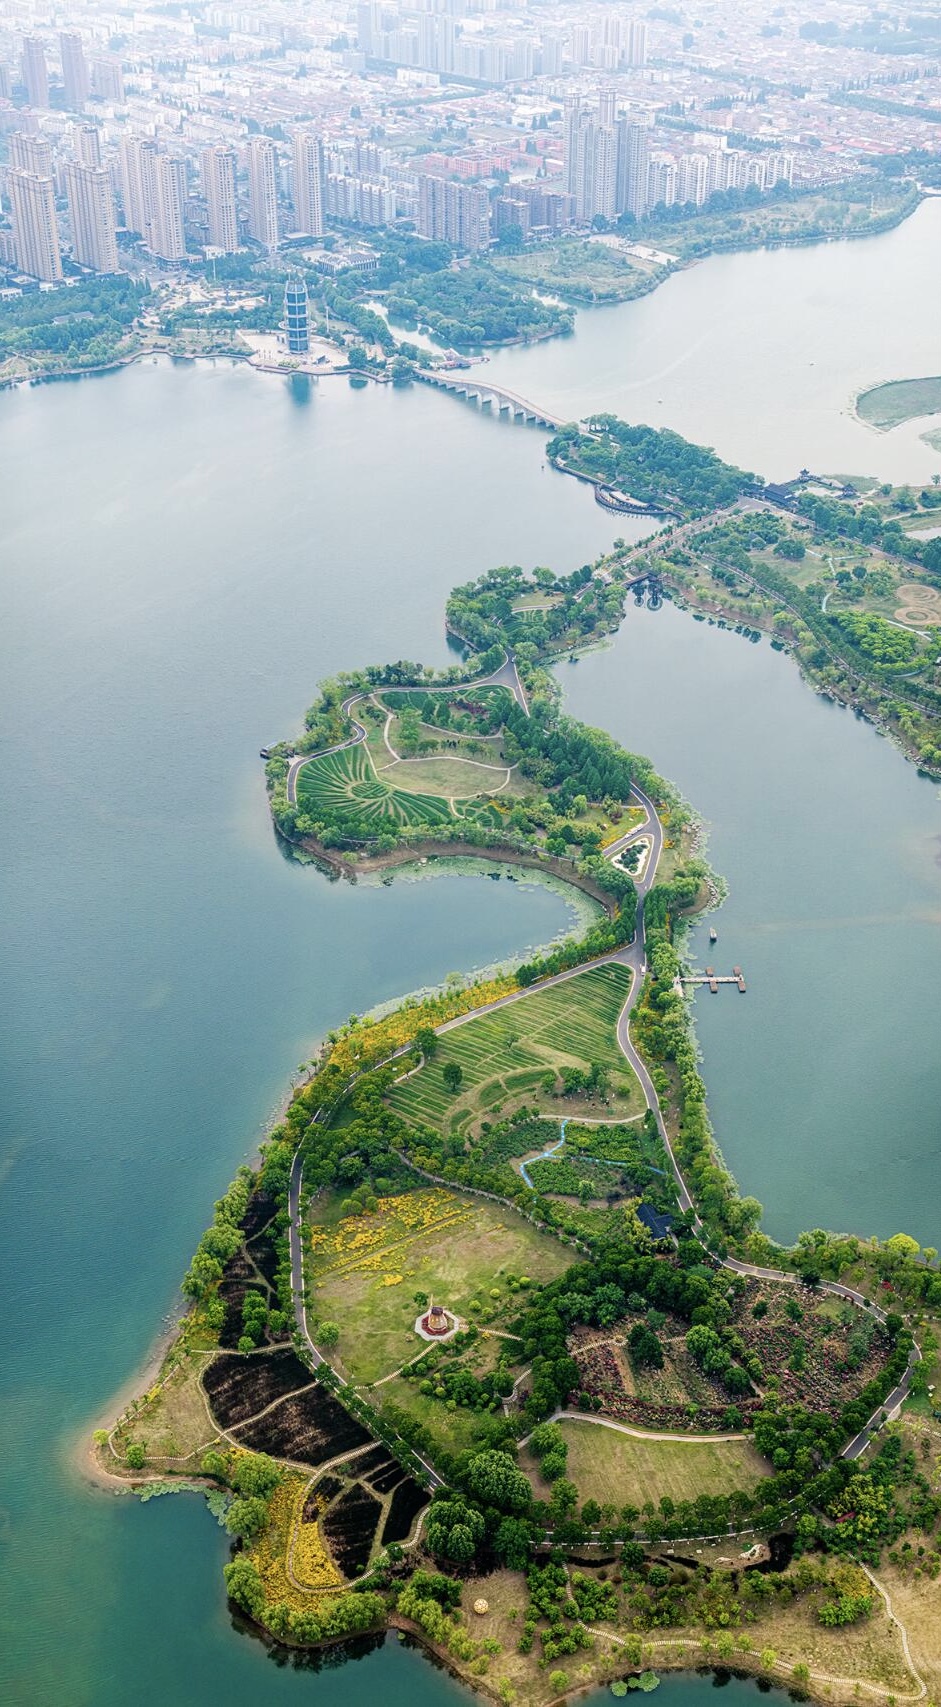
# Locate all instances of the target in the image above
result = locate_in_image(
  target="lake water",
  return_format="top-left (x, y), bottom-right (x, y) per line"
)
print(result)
top-left (488, 195), bottom-right (941, 485)
top-left (1, 210), bottom-right (939, 1703)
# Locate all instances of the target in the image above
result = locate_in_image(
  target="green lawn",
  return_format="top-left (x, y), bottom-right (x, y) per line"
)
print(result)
top-left (856, 376), bottom-right (941, 430)
top-left (529, 1417), bottom-right (769, 1509)
top-left (387, 963), bottom-right (640, 1137)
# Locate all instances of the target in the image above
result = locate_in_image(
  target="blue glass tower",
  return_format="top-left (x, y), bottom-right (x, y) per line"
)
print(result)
top-left (284, 272), bottom-right (310, 355)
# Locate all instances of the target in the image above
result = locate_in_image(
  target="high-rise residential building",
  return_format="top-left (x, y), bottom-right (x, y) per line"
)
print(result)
top-left (76, 124), bottom-right (102, 169)
top-left (248, 136), bottom-right (279, 249)
top-left (21, 37), bottom-right (49, 109)
top-left (9, 158), bottom-right (62, 281)
top-left (10, 132), bottom-right (53, 175)
top-left (90, 55), bottom-right (125, 103)
top-left (564, 96), bottom-right (621, 222)
top-left (417, 175), bottom-right (489, 251)
top-left (151, 155), bottom-right (187, 261)
top-left (677, 152), bottom-right (708, 208)
top-left (647, 155), bottom-right (677, 210)
top-left (0, 64), bottom-right (11, 102)
top-left (292, 132), bottom-right (324, 238)
top-left (120, 135), bottom-right (158, 237)
top-left (60, 32), bottom-right (89, 109)
top-left (284, 273), bottom-right (310, 354)
top-left (202, 144), bottom-right (239, 252)
top-left (120, 137), bottom-right (186, 259)
top-left (625, 19), bottom-right (648, 68)
top-left (617, 119), bottom-right (649, 220)
top-left (65, 159), bottom-right (119, 272)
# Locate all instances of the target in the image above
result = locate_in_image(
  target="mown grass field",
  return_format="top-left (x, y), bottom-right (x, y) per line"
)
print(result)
top-left (296, 742), bottom-right (502, 829)
top-left (307, 1189), bottom-right (570, 1385)
top-left (387, 963), bottom-right (640, 1137)
top-left (384, 754), bottom-right (515, 797)
top-left (526, 1417), bottom-right (769, 1509)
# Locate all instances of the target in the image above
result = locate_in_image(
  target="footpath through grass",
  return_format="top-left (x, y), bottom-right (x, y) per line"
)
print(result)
top-left (529, 1416), bottom-right (769, 1510)
top-left (387, 962), bottom-right (640, 1138)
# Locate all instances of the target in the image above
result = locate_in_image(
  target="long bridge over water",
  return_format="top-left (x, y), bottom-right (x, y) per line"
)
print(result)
top-left (414, 369), bottom-right (564, 429)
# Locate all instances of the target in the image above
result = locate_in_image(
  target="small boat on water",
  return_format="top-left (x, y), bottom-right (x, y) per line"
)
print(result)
top-left (709, 927), bottom-right (718, 943)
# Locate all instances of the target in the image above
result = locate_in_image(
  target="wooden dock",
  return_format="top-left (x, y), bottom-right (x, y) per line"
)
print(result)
top-left (681, 965), bottom-right (747, 994)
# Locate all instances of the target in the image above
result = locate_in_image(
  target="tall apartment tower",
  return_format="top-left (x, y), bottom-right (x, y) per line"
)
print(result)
top-left (65, 159), bottom-right (119, 271)
top-left (617, 119), bottom-right (649, 220)
top-left (8, 134), bottom-right (62, 280)
top-left (10, 132), bottom-right (53, 174)
top-left (201, 144), bottom-right (239, 252)
top-left (60, 32), bottom-right (89, 109)
top-left (76, 124), bottom-right (102, 168)
top-left (21, 37), bottom-right (50, 109)
top-left (417, 176), bottom-right (489, 250)
top-left (292, 131), bottom-right (324, 238)
top-left (90, 56), bottom-right (125, 103)
top-left (248, 136), bottom-right (279, 249)
top-left (120, 135), bottom-right (158, 237)
top-left (152, 155), bottom-right (187, 261)
top-left (625, 19), bottom-right (648, 68)
top-left (120, 137), bottom-right (186, 260)
top-left (284, 273), bottom-right (310, 353)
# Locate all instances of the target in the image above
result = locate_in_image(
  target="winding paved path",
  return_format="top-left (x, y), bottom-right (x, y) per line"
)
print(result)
top-left (285, 651), bottom-right (528, 807)
top-left (285, 694), bottom-right (917, 1479)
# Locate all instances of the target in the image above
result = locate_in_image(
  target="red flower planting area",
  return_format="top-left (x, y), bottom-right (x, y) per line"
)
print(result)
top-left (569, 1340), bottom-right (758, 1433)
top-left (733, 1281), bottom-right (890, 1415)
top-left (569, 1282), bottom-right (890, 1433)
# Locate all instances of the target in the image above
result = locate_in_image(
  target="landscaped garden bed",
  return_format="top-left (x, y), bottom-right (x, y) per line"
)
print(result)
top-left (322, 1481), bottom-right (384, 1576)
top-left (233, 1382), bottom-right (373, 1467)
top-left (381, 1477), bottom-right (430, 1545)
top-left (202, 1347), bottom-right (314, 1429)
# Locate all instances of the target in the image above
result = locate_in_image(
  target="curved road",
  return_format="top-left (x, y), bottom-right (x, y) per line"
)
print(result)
top-left (285, 651), bottom-right (528, 807)
top-left (286, 709), bottom-right (916, 1475)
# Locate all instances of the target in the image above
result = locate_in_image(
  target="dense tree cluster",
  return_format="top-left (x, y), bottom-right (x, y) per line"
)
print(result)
top-left (548, 418), bottom-right (758, 518)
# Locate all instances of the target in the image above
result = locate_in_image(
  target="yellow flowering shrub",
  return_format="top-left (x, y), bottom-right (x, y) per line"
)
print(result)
top-left (246, 1475), bottom-right (343, 1610)
top-left (311, 1191), bottom-right (472, 1281)
top-left (316, 977), bottom-right (518, 1083)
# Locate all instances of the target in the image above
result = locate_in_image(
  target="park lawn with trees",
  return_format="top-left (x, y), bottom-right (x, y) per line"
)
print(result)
top-left (626, 174), bottom-right (919, 260)
top-left (490, 238), bottom-right (667, 305)
top-left (523, 1419), bottom-right (769, 1511)
top-left (0, 275), bottom-right (149, 380)
top-left (386, 963), bottom-right (642, 1138)
top-left (306, 1189), bottom-right (570, 1386)
top-left (548, 417), bottom-right (758, 518)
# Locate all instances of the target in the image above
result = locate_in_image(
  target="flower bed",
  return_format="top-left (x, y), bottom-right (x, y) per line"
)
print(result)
top-left (733, 1281), bottom-right (890, 1415)
top-left (310, 1189), bottom-right (473, 1281)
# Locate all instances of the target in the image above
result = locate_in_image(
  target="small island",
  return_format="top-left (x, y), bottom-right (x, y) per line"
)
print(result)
top-left (93, 422), bottom-right (941, 1707)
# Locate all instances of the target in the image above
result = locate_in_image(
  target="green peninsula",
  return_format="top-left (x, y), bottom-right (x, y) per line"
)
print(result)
top-left (95, 420), bottom-right (941, 1707)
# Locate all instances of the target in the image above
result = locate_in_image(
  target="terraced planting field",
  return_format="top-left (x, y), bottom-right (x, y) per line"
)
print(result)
top-left (306, 1188), bottom-right (570, 1385)
top-left (387, 962), bottom-right (640, 1136)
top-left (296, 742), bottom-right (504, 831)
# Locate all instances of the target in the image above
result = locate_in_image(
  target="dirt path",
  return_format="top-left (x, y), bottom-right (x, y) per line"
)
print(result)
top-left (547, 1409), bottom-right (749, 1445)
